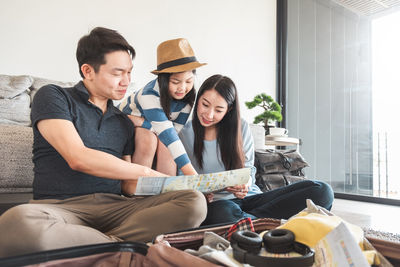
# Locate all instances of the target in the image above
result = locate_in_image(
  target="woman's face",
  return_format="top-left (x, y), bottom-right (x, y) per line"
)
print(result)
top-left (168, 71), bottom-right (194, 100)
top-left (197, 89), bottom-right (229, 128)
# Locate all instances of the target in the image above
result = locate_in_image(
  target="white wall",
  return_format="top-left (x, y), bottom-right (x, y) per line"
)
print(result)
top-left (0, 0), bottom-right (276, 122)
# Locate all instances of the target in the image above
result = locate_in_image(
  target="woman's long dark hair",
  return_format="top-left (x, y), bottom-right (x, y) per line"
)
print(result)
top-left (192, 74), bottom-right (244, 170)
top-left (158, 70), bottom-right (196, 119)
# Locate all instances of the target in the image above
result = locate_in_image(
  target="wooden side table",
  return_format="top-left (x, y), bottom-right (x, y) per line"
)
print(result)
top-left (265, 135), bottom-right (300, 150)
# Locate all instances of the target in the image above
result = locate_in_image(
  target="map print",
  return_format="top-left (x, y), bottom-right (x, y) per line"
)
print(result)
top-left (135, 168), bottom-right (251, 195)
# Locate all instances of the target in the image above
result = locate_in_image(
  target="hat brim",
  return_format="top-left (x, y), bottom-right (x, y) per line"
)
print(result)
top-left (151, 62), bottom-right (207, 75)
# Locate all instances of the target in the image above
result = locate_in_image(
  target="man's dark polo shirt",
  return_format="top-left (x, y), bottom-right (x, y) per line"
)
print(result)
top-left (30, 81), bottom-right (135, 200)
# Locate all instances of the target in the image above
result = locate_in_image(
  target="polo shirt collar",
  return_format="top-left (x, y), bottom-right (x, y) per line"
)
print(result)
top-left (75, 81), bottom-right (116, 112)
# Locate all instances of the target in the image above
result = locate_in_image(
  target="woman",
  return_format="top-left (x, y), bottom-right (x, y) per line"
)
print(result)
top-left (119, 38), bottom-right (206, 185)
top-left (179, 74), bottom-right (334, 225)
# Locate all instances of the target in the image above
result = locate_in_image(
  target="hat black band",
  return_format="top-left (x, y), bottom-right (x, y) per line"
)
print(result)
top-left (157, 56), bottom-right (197, 71)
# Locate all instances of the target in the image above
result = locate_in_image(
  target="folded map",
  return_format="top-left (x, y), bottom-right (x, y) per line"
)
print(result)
top-left (134, 168), bottom-right (251, 195)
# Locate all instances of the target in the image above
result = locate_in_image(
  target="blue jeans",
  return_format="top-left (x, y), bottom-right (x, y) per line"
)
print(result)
top-left (201, 180), bottom-right (334, 226)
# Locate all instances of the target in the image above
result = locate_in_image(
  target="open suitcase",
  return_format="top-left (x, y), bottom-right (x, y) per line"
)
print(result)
top-left (0, 241), bottom-right (220, 267)
top-left (1, 218), bottom-right (398, 266)
top-left (158, 218), bottom-right (281, 250)
top-left (158, 218), bottom-right (398, 267)
top-left (0, 242), bottom-right (148, 267)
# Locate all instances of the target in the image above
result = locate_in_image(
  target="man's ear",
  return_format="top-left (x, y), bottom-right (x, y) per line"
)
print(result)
top-left (81, 64), bottom-right (94, 80)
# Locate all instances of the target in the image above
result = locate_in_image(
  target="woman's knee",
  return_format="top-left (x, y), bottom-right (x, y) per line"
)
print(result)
top-left (311, 181), bottom-right (334, 210)
top-left (203, 200), bottom-right (244, 225)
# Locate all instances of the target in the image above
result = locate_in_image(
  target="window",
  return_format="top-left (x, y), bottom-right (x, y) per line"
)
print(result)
top-left (372, 11), bottom-right (400, 199)
top-left (279, 0), bottom-right (400, 203)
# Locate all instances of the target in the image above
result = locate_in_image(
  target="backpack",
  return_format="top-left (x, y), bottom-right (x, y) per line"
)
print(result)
top-left (254, 149), bottom-right (309, 192)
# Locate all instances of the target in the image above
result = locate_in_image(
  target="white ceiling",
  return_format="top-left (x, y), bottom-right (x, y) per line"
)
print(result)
top-left (333, 0), bottom-right (400, 16)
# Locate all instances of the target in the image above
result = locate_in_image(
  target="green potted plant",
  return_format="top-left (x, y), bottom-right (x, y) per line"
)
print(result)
top-left (245, 93), bottom-right (282, 135)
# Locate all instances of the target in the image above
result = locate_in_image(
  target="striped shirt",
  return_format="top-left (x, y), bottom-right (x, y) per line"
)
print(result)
top-left (118, 79), bottom-right (192, 168)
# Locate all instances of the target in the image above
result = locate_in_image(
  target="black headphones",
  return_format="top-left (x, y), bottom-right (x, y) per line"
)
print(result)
top-left (231, 229), bottom-right (314, 267)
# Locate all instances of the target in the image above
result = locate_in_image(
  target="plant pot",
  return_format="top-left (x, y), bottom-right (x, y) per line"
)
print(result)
top-left (264, 124), bottom-right (276, 135)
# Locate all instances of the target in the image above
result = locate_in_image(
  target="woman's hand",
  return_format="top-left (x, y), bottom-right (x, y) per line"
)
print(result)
top-left (128, 115), bottom-right (145, 127)
top-left (226, 184), bottom-right (249, 199)
top-left (204, 193), bottom-right (214, 203)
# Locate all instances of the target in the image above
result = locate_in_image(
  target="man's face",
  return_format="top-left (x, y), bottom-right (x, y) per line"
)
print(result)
top-left (91, 51), bottom-right (133, 100)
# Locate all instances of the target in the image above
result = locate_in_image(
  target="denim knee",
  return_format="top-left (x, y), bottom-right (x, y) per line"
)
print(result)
top-left (313, 181), bottom-right (334, 210)
top-left (202, 200), bottom-right (245, 225)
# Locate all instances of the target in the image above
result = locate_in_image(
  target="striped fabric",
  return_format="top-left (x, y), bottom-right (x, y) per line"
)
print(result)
top-left (118, 79), bottom-right (192, 168)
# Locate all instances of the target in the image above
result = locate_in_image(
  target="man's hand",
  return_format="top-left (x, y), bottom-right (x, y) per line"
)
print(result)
top-left (226, 184), bottom-right (249, 199)
top-left (121, 180), bottom-right (138, 196)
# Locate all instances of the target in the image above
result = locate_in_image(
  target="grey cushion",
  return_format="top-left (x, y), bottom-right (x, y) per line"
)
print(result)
top-left (0, 75), bottom-right (33, 99)
top-left (0, 75), bottom-right (33, 126)
top-left (0, 93), bottom-right (31, 126)
top-left (0, 125), bottom-right (34, 193)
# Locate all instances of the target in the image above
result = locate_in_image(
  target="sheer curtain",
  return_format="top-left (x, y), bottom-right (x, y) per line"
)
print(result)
top-left (285, 0), bottom-right (373, 195)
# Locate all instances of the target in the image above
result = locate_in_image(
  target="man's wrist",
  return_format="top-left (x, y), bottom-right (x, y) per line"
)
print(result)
top-left (143, 166), bottom-right (152, 176)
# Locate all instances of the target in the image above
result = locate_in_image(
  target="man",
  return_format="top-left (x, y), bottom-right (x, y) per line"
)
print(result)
top-left (0, 27), bottom-right (207, 257)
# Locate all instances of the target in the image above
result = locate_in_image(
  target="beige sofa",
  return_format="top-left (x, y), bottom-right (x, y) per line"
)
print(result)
top-left (0, 74), bottom-right (76, 214)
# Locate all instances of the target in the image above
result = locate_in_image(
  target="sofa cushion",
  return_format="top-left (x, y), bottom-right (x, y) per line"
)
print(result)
top-left (0, 125), bottom-right (34, 193)
top-left (0, 93), bottom-right (31, 126)
top-left (30, 77), bottom-right (76, 102)
top-left (0, 74), bottom-right (33, 99)
top-left (0, 75), bottom-right (33, 126)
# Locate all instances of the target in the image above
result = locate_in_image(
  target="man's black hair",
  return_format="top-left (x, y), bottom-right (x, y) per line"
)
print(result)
top-left (76, 27), bottom-right (135, 78)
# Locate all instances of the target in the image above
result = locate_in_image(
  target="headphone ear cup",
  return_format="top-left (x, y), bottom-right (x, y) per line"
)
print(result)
top-left (231, 230), bottom-right (263, 254)
top-left (263, 229), bottom-right (295, 253)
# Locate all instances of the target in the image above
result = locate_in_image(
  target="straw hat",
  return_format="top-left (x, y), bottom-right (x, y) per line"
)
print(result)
top-left (151, 38), bottom-right (207, 74)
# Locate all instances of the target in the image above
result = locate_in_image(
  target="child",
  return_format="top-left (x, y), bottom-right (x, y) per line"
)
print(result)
top-left (179, 74), bottom-right (334, 225)
top-left (119, 38), bottom-right (206, 181)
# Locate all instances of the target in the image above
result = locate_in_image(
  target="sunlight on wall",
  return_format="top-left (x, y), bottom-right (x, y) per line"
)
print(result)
top-left (372, 10), bottom-right (400, 198)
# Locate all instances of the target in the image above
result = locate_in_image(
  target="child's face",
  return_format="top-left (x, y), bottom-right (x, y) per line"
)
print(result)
top-left (168, 71), bottom-right (194, 100)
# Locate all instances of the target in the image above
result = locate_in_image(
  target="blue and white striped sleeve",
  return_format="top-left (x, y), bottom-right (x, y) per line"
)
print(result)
top-left (118, 91), bottom-right (142, 117)
top-left (138, 86), bottom-right (191, 169)
top-left (172, 103), bottom-right (192, 133)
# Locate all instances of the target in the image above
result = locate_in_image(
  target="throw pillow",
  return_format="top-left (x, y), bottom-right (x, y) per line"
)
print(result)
top-left (0, 74), bottom-right (33, 99)
top-left (0, 93), bottom-right (31, 126)
top-left (0, 125), bottom-right (34, 193)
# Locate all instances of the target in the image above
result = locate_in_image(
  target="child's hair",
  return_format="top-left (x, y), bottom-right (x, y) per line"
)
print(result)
top-left (192, 74), bottom-right (245, 170)
top-left (158, 70), bottom-right (196, 119)
top-left (76, 27), bottom-right (135, 78)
